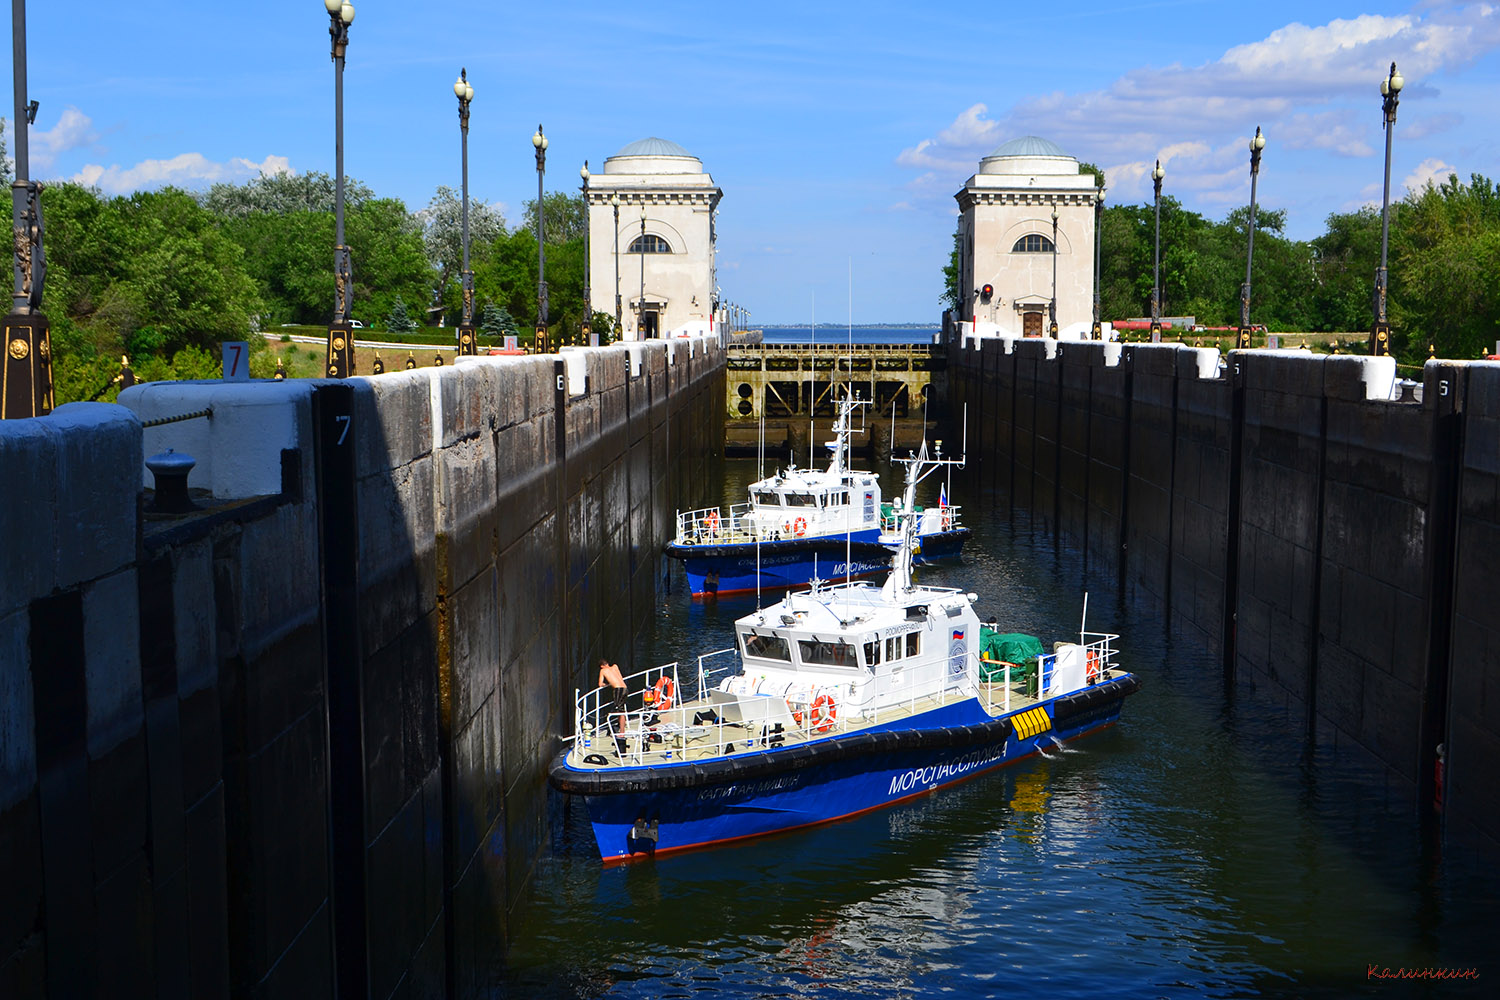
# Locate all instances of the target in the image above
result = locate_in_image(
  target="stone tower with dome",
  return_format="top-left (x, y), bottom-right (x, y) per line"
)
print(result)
top-left (586, 137), bottom-right (723, 341)
top-left (953, 136), bottom-right (1102, 338)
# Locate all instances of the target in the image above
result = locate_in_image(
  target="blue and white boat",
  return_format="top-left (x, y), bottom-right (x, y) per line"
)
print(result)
top-left (664, 395), bottom-right (969, 596)
top-left (550, 447), bottom-right (1141, 864)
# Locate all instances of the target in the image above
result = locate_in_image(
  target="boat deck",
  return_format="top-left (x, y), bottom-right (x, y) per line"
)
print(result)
top-left (568, 669), bottom-right (1125, 771)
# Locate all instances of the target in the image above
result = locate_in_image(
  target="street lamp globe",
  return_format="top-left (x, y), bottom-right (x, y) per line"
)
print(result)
top-left (455, 75), bottom-right (472, 100)
top-left (1051, 204), bottom-right (1059, 222)
top-left (641, 206), bottom-right (647, 223)
top-left (533, 129), bottom-right (547, 150)
top-left (580, 163), bottom-right (590, 182)
top-left (324, 0), bottom-right (341, 12)
top-left (1251, 127), bottom-right (1266, 152)
top-left (340, 2), bottom-right (355, 24)
top-left (610, 192), bottom-right (619, 208)
top-left (1152, 161), bottom-right (1165, 183)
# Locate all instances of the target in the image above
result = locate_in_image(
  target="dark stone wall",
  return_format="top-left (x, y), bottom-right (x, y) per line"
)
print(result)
top-left (949, 337), bottom-right (1500, 847)
top-left (0, 339), bottom-right (724, 999)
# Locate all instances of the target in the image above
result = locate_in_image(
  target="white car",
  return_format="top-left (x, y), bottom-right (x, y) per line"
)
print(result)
top-left (349, 319), bottom-right (365, 329)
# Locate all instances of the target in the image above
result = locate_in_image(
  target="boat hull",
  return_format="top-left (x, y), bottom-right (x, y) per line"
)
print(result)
top-left (666, 526), bottom-right (971, 596)
top-left (552, 676), bottom-right (1138, 863)
top-left (665, 533), bottom-right (890, 596)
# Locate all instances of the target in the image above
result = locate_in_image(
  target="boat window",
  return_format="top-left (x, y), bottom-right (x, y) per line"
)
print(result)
top-left (829, 490), bottom-right (848, 506)
top-left (863, 637), bottom-right (881, 666)
top-left (885, 636), bottom-right (902, 661)
top-left (798, 639), bottom-right (857, 667)
top-left (785, 493), bottom-right (817, 507)
top-left (906, 632), bottom-right (921, 657)
top-left (752, 491), bottom-right (780, 505)
top-left (742, 632), bottom-right (792, 661)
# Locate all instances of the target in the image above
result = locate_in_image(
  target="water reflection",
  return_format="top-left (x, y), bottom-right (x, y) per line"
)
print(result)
top-left (508, 460), bottom-right (1495, 999)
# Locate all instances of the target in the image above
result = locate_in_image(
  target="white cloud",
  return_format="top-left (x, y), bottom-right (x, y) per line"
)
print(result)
top-left (72, 153), bottom-right (292, 194)
top-left (1403, 156), bottom-right (1456, 193)
top-left (1278, 111), bottom-right (1374, 157)
top-left (29, 108), bottom-right (100, 170)
top-left (896, 3), bottom-right (1500, 209)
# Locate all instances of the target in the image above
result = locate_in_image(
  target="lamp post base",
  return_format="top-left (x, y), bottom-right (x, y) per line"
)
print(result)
top-left (534, 325), bottom-right (549, 356)
top-left (1091, 320), bottom-right (1102, 340)
top-left (1370, 321), bottom-right (1391, 357)
top-left (457, 325), bottom-right (477, 356)
top-left (2, 312), bottom-right (54, 419)
top-left (1149, 321), bottom-right (1162, 341)
top-left (1236, 326), bottom-right (1253, 350)
top-left (326, 322), bottom-right (357, 378)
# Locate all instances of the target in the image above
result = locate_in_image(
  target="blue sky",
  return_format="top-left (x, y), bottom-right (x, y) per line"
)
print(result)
top-left (6, 1), bottom-right (1499, 322)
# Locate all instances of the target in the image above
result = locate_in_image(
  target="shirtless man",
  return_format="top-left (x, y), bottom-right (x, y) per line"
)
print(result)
top-left (598, 659), bottom-right (627, 733)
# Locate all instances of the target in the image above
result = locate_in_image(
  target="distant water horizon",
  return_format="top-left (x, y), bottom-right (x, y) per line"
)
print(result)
top-left (758, 324), bottom-right (941, 345)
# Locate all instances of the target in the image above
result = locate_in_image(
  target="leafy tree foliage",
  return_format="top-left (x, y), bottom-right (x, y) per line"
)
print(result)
top-left (201, 170), bottom-right (373, 216)
top-left (421, 185), bottom-right (505, 321)
top-left (521, 191), bottom-right (587, 244)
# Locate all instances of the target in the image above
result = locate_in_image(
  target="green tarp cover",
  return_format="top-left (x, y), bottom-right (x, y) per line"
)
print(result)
top-left (978, 628), bottom-right (1044, 683)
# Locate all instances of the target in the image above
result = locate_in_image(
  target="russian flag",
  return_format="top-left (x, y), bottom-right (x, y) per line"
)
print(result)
top-left (939, 482), bottom-right (948, 507)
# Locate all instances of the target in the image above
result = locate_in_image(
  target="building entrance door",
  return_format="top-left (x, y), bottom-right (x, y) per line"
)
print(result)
top-left (1022, 311), bottom-right (1043, 336)
top-left (643, 311), bottom-right (659, 338)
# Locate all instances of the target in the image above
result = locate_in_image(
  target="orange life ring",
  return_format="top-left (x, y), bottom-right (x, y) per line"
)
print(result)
top-left (704, 509), bottom-right (720, 535)
top-left (810, 694), bottom-right (836, 733)
top-left (793, 516), bottom-right (807, 537)
top-left (1085, 649), bottom-right (1101, 683)
top-left (646, 676), bottom-right (675, 710)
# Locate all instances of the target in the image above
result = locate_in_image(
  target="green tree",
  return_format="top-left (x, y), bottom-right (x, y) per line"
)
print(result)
top-left (422, 185), bottom-right (505, 322)
top-left (202, 170), bottom-right (373, 216)
top-left (521, 191), bottom-right (587, 244)
top-left (480, 301), bottom-right (518, 340)
top-left (1391, 172), bottom-right (1500, 360)
top-left (386, 295), bottom-right (417, 333)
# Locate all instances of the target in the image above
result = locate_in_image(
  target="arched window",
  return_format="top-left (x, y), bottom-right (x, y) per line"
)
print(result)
top-left (1011, 234), bottom-right (1054, 253)
top-left (628, 234), bottom-right (673, 253)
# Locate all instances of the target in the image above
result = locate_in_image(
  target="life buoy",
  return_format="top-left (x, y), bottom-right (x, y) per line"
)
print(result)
top-left (793, 516), bottom-right (807, 537)
top-left (646, 676), bottom-right (675, 710)
top-left (704, 509), bottom-right (720, 536)
top-left (1085, 649), bottom-right (1101, 683)
top-left (810, 694), bottom-right (836, 733)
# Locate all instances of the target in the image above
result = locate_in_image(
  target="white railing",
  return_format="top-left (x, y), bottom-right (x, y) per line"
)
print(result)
top-left (879, 504), bottom-right (962, 535)
top-left (568, 634), bottom-right (1125, 768)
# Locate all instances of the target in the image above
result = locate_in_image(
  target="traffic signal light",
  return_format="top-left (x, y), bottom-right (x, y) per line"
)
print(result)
top-left (980, 283), bottom-right (994, 304)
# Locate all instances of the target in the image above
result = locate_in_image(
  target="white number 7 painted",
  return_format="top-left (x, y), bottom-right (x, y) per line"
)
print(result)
top-left (335, 414), bottom-right (351, 445)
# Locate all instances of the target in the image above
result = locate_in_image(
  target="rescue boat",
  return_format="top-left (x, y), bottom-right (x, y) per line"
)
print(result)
top-left (550, 445), bottom-right (1140, 863)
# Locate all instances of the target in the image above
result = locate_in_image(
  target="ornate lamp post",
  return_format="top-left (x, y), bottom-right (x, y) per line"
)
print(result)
top-left (637, 206), bottom-right (647, 338)
top-left (1048, 201), bottom-right (1059, 337)
top-left (580, 162), bottom-right (592, 345)
top-left (1238, 126), bottom-right (1266, 350)
top-left (1151, 159), bottom-right (1165, 339)
top-left (611, 192), bottom-right (622, 334)
top-left (324, 0), bottom-right (357, 378)
top-left (1372, 62), bottom-right (1404, 357)
top-left (454, 68), bottom-right (475, 356)
top-left (532, 124), bottom-right (548, 353)
top-left (3, 0), bottom-right (51, 419)
top-left (1092, 187), bottom-right (1104, 339)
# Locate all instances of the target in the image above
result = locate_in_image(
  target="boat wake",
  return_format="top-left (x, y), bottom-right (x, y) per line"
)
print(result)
top-left (1046, 734), bottom-right (1083, 754)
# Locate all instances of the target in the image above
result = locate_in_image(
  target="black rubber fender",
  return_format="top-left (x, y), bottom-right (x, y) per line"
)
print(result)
top-left (548, 715), bottom-right (1018, 795)
top-left (1050, 674), bottom-right (1143, 725)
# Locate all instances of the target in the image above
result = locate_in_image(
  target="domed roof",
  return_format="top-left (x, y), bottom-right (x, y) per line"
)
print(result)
top-left (615, 137), bottom-right (694, 158)
top-left (986, 136), bottom-right (1069, 159)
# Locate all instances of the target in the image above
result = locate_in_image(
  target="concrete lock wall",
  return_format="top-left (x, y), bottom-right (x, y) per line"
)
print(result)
top-left (950, 337), bottom-right (1500, 847)
top-left (0, 336), bottom-right (724, 999)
